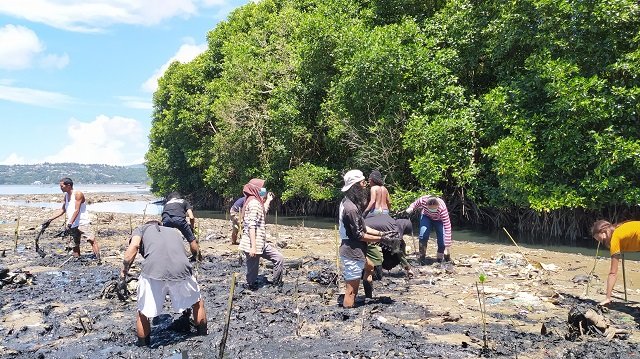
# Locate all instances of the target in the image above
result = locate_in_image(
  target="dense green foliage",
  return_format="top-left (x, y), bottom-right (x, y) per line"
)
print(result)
top-left (0, 163), bottom-right (148, 184)
top-left (147, 0), bottom-right (640, 239)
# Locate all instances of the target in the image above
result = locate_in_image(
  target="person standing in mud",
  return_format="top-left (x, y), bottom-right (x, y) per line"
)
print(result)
top-left (365, 215), bottom-right (415, 279)
top-left (339, 170), bottom-right (388, 308)
top-left (229, 196), bottom-right (245, 245)
top-left (229, 193), bottom-right (273, 245)
top-left (364, 170), bottom-right (391, 218)
top-left (239, 178), bottom-right (280, 289)
top-left (405, 195), bottom-right (452, 264)
top-left (44, 177), bottom-right (100, 261)
top-left (161, 192), bottom-right (200, 260)
top-left (591, 220), bottom-right (640, 306)
top-left (121, 220), bottom-right (207, 346)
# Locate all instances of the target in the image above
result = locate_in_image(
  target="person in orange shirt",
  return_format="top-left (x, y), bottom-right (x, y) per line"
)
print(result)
top-left (591, 220), bottom-right (640, 306)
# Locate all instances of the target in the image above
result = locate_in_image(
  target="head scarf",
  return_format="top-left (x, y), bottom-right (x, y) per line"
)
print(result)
top-left (241, 178), bottom-right (265, 215)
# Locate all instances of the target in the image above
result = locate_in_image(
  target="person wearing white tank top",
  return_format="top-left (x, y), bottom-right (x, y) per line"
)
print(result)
top-left (44, 177), bottom-right (101, 261)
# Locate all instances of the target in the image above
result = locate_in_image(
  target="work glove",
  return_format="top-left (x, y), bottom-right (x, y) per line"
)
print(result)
top-left (380, 231), bottom-right (402, 254)
top-left (405, 207), bottom-right (413, 214)
top-left (116, 277), bottom-right (130, 301)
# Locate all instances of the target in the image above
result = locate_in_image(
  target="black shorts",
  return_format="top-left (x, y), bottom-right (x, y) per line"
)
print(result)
top-left (162, 216), bottom-right (195, 242)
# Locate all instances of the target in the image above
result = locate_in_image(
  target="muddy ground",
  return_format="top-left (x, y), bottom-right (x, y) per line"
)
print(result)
top-left (2, 193), bottom-right (640, 358)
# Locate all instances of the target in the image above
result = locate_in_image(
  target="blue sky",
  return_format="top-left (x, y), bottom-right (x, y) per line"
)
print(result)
top-left (0, 0), bottom-right (249, 166)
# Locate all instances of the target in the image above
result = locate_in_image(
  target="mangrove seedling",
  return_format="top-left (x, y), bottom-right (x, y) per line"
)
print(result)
top-left (476, 273), bottom-right (489, 350)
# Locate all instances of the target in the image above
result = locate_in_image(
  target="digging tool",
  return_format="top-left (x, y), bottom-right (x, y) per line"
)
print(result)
top-left (219, 272), bottom-right (237, 359)
top-left (622, 253), bottom-right (628, 302)
top-left (34, 221), bottom-right (50, 257)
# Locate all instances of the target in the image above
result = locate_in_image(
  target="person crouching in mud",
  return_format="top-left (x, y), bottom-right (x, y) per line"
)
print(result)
top-left (121, 220), bottom-right (207, 347)
top-left (591, 219), bottom-right (640, 306)
top-left (339, 170), bottom-right (387, 308)
top-left (239, 178), bottom-right (282, 290)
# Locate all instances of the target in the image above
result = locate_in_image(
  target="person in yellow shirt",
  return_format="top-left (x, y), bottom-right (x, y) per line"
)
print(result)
top-left (591, 220), bottom-right (640, 306)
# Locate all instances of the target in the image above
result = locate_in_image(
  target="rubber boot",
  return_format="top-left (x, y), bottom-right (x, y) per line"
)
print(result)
top-left (436, 252), bottom-right (445, 264)
top-left (363, 280), bottom-right (373, 299)
top-left (419, 243), bottom-right (427, 265)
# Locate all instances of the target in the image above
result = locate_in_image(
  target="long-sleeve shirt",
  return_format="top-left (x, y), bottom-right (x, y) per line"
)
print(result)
top-left (239, 198), bottom-right (267, 254)
top-left (408, 196), bottom-right (452, 247)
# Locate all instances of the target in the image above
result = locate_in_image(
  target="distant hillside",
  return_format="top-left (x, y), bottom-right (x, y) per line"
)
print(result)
top-left (0, 163), bottom-right (149, 185)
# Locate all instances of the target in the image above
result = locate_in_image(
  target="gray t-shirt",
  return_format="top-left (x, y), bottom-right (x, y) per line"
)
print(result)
top-left (134, 223), bottom-right (193, 281)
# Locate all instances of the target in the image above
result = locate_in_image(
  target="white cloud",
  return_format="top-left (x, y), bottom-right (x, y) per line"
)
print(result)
top-left (0, 24), bottom-right (69, 70)
top-left (0, 0), bottom-right (230, 32)
top-left (117, 96), bottom-right (153, 110)
top-left (43, 116), bottom-right (148, 165)
top-left (0, 153), bottom-right (27, 165)
top-left (0, 25), bottom-right (43, 70)
top-left (0, 84), bottom-right (74, 107)
top-left (39, 53), bottom-right (70, 69)
top-left (142, 39), bottom-right (208, 92)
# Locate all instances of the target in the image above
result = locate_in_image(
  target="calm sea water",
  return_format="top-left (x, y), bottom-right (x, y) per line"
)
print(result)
top-left (0, 184), bottom-right (163, 215)
top-left (0, 184), bottom-right (150, 195)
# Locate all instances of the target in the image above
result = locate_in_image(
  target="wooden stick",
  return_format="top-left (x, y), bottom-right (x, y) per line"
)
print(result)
top-left (335, 225), bottom-right (341, 289)
top-left (275, 210), bottom-right (279, 240)
top-left (585, 241), bottom-right (601, 295)
top-left (502, 227), bottom-right (531, 265)
top-left (218, 272), bottom-right (237, 359)
top-left (128, 215), bottom-right (133, 235)
top-left (622, 253), bottom-right (628, 302)
top-left (14, 215), bottom-right (20, 251)
top-left (294, 276), bottom-right (300, 336)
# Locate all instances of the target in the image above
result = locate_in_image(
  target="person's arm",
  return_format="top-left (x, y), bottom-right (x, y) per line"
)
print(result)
top-left (263, 192), bottom-right (274, 212)
top-left (406, 196), bottom-right (424, 213)
top-left (439, 199), bottom-right (452, 247)
top-left (46, 201), bottom-right (66, 224)
top-left (186, 208), bottom-right (195, 229)
top-left (121, 235), bottom-right (141, 278)
top-left (68, 191), bottom-right (85, 227)
top-left (601, 254), bottom-right (620, 305)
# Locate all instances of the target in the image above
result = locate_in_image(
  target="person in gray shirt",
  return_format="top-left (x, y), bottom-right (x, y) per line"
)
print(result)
top-left (120, 221), bottom-right (207, 347)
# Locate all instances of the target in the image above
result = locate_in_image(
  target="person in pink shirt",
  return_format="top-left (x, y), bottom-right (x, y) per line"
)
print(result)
top-left (406, 195), bottom-right (452, 264)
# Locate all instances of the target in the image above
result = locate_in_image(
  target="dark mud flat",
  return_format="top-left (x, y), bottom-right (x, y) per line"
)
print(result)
top-left (2, 205), bottom-right (640, 358)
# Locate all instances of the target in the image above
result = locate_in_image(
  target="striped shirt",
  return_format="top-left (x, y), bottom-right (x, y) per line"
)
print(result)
top-left (239, 198), bottom-right (267, 254)
top-left (408, 196), bottom-right (452, 247)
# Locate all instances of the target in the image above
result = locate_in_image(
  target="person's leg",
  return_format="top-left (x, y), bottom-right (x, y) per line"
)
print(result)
top-left (191, 298), bottom-right (207, 335)
top-left (230, 213), bottom-right (240, 244)
top-left (136, 311), bottom-right (151, 345)
top-left (68, 228), bottom-right (81, 257)
top-left (261, 243), bottom-right (284, 285)
top-left (80, 225), bottom-right (100, 261)
top-left (341, 257), bottom-right (364, 308)
top-left (363, 257), bottom-right (375, 298)
top-left (343, 279), bottom-right (360, 308)
top-left (433, 220), bottom-right (445, 261)
top-left (244, 252), bottom-right (260, 287)
top-left (418, 214), bottom-right (432, 263)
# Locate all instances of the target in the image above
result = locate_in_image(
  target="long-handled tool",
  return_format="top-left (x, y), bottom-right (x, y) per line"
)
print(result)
top-left (34, 222), bottom-right (49, 258)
